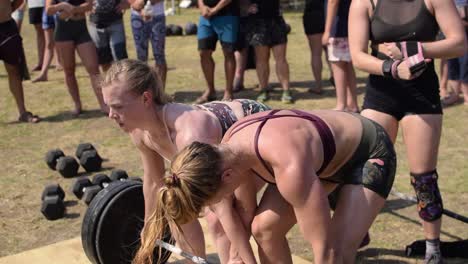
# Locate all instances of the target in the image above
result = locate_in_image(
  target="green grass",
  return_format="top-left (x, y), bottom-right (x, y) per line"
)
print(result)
top-left (0, 8), bottom-right (467, 263)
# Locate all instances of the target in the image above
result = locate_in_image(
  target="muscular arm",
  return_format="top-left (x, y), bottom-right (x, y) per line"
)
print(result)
top-left (131, 135), bottom-right (166, 221)
top-left (260, 129), bottom-right (336, 263)
top-left (210, 198), bottom-right (257, 264)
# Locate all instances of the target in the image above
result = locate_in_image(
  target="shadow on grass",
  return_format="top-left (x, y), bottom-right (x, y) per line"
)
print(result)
top-left (380, 199), bottom-right (464, 240)
top-left (173, 77), bottom-right (368, 104)
top-left (40, 109), bottom-right (107, 123)
top-left (63, 213), bottom-right (80, 219)
top-left (357, 248), bottom-right (409, 263)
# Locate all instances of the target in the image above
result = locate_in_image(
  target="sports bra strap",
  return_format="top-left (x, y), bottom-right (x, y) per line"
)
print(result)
top-left (254, 111), bottom-right (280, 176)
top-left (228, 110), bottom-right (336, 179)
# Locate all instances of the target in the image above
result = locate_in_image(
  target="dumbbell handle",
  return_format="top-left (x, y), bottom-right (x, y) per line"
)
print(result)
top-left (156, 239), bottom-right (210, 264)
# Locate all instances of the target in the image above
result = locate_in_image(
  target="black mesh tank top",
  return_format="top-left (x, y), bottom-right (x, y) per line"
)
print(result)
top-left (370, 0), bottom-right (439, 50)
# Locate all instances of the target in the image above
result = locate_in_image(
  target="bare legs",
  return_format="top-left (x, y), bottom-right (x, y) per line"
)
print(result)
top-left (401, 114), bottom-right (443, 240)
top-left (254, 45), bottom-right (270, 92)
top-left (56, 40), bottom-right (108, 116)
top-left (197, 47), bottom-right (235, 103)
top-left (198, 49), bottom-right (216, 102)
top-left (32, 28), bottom-right (55, 82)
top-left (32, 24), bottom-right (45, 71)
top-left (222, 47), bottom-right (235, 100)
top-left (306, 34), bottom-right (323, 93)
top-left (330, 185), bottom-right (386, 263)
top-left (438, 59), bottom-right (449, 98)
top-left (271, 43), bottom-right (290, 93)
top-left (362, 109), bottom-right (445, 260)
top-left (252, 185), bottom-right (296, 264)
top-left (330, 61), bottom-right (358, 112)
top-left (4, 62), bottom-right (27, 115)
top-left (76, 42), bottom-right (108, 113)
top-left (234, 48), bottom-right (247, 92)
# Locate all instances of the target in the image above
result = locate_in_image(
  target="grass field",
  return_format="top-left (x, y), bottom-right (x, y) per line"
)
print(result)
top-left (0, 8), bottom-right (467, 263)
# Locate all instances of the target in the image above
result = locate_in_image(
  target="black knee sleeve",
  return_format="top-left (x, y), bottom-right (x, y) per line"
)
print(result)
top-left (410, 169), bottom-right (443, 222)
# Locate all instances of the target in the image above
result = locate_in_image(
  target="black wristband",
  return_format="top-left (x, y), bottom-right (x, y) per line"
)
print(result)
top-left (382, 59), bottom-right (394, 78)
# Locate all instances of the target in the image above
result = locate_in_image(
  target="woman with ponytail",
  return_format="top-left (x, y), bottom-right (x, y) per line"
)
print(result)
top-left (102, 59), bottom-right (270, 263)
top-left (137, 110), bottom-right (397, 264)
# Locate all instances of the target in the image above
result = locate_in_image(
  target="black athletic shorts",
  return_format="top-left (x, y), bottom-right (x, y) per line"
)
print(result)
top-left (363, 63), bottom-right (443, 121)
top-left (29, 7), bottom-right (44, 25)
top-left (245, 16), bottom-right (288, 47)
top-left (0, 20), bottom-right (29, 79)
top-left (303, 10), bottom-right (325, 35)
top-left (324, 114), bottom-right (396, 199)
top-left (54, 19), bottom-right (92, 45)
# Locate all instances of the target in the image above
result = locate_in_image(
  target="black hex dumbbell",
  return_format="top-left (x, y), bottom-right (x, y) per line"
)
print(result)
top-left (92, 174), bottom-right (111, 188)
top-left (109, 169), bottom-right (128, 182)
top-left (82, 185), bottom-right (103, 205)
top-left (72, 177), bottom-right (93, 199)
top-left (41, 183), bottom-right (65, 201)
top-left (40, 184), bottom-right (65, 220)
top-left (45, 149), bottom-right (79, 178)
top-left (82, 174), bottom-right (111, 205)
top-left (79, 150), bottom-right (103, 172)
top-left (75, 143), bottom-right (95, 159)
top-left (45, 149), bottom-right (65, 170)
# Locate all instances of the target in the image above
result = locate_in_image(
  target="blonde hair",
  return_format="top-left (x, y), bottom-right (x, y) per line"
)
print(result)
top-left (133, 142), bottom-right (223, 264)
top-left (102, 59), bottom-right (171, 105)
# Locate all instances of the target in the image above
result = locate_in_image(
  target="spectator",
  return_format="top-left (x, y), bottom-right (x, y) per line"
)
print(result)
top-left (1, 0), bottom-right (41, 123)
top-left (129, 0), bottom-right (166, 88)
top-left (46, 0), bottom-right (108, 116)
top-left (323, 0), bottom-right (358, 112)
top-left (88, 0), bottom-right (129, 72)
top-left (303, 0), bottom-right (325, 94)
top-left (28, 0), bottom-right (46, 71)
top-left (32, 9), bottom-right (60, 82)
top-left (195, 0), bottom-right (239, 103)
top-left (443, 0), bottom-right (468, 106)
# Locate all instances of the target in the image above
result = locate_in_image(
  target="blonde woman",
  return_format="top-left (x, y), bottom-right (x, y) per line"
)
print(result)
top-left (101, 59), bottom-right (270, 263)
top-left (134, 109), bottom-right (397, 264)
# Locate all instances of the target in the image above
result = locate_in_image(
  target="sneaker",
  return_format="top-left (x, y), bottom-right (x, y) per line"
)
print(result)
top-left (281, 90), bottom-right (293, 104)
top-left (256, 90), bottom-right (269, 102)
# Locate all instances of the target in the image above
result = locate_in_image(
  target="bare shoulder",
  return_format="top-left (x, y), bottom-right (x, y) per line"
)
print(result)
top-left (173, 108), bottom-right (220, 146)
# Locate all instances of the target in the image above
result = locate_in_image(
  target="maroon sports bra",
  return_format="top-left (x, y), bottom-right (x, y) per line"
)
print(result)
top-left (227, 110), bottom-right (336, 184)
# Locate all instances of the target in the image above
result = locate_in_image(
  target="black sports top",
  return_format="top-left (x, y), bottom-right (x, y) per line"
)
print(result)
top-left (227, 110), bottom-right (336, 184)
top-left (55, 0), bottom-right (85, 6)
top-left (250, 0), bottom-right (281, 18)
top-left (370, 0), bottom-right (438, 59)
